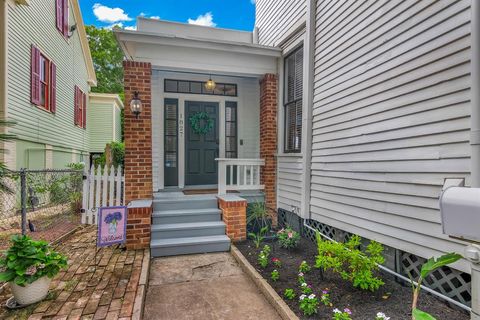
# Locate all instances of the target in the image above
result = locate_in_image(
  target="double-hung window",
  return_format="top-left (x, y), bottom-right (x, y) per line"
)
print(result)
top-left (56, 0), bottom-right (69, 37)
top-left (31, 45), bottom-right (56, 113)
top-left (74, 86), bottom-right (87, 129)
top-left (284, 46), bottom-right (303, 153)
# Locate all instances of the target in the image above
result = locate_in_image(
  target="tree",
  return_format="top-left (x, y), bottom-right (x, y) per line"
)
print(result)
top-left (85, 25), bottom-right (124, 96)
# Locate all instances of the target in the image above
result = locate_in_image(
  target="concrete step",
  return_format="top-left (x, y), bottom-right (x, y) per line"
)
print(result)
top-left (151, 221), bottom-right (226, 239)
top-left (153, 196), bottom-right (218, 211)
top-left (151, 235), bottom-right (231, 257)
top-left (152, 208), bottom-right (222, 224)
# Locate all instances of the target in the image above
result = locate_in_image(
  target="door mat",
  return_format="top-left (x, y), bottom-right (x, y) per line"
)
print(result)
top-left (182, 189), bottom-right (239, 195)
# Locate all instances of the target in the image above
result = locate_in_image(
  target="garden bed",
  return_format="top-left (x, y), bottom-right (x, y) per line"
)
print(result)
top-left (236, 238), bottom-right (469, 320)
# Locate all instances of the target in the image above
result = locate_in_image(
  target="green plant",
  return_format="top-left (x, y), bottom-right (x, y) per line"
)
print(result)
top-left (320, 289), bottom-right (331, 306)
top-left (248, 226), bottom-right (269, 249)
top-left (411, 253), bottom-right (462, 320)
top-left (272, 257), bottom-right (282, 268)
top-left (315, 231), bottom-right (385, 291)
top-left (271, 269), bottom-right (279, 282)
top-left (247, 202), bottom-right (270, 230)
top-left (277, 226), bottom-right (300, 249)
top-left (298, 272), bottom-right (305, 285)
top-left (0, 235), bottom-right (68, 286)
top-left (258, 245), bottom-right (271, 269)
top-left (375, 312), bottom-right (390, 320)
top-left (332, 308), bottom-right (352, 320)
top-left (284, 288), bottom-right (296, 300)
top-left (299, 260), bottom-right (311, 273)
top-left (300, 282), bottom-right (313, 295)
top-left (299, 294), bottom-right (319, 316)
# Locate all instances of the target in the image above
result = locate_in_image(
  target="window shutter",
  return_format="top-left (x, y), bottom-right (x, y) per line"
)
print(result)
top-left (62, 0), bottom-right (69, 36)
top-left (82, 92), bottom-right (86, 128)
top-left (74, 86), bottom-right (78, 125)
top-left (50, 62), bottom-right (57, 113)
top-left (55, 0), bottom-right (62, 32)
top-left (30, 45), bottom-right (41, 105)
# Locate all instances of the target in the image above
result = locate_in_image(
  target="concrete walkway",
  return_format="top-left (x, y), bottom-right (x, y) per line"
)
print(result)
top-left (144, 252), bottom-right (281, 320)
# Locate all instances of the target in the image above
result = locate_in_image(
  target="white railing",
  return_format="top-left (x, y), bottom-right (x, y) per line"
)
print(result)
top-left (216, 158), bottom-right (265, 195)
top-left (82, 165), bottom-right (124, 224)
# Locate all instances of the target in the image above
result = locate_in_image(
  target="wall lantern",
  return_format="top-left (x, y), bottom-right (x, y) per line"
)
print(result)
top-left (204, 76), bottom-right (216, 91)
top-left (130, 91), bottom-right (142, 119)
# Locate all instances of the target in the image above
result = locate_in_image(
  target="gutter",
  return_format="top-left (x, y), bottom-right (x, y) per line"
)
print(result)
top-left (471, 0), bottom-right (480, 188)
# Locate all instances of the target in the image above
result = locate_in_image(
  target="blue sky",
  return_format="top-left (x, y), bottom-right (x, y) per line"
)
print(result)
top-left (79, 1), bottom-right (256, 31)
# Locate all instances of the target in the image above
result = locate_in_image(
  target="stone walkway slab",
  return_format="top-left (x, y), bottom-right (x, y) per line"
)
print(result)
top-left (144, 253), bottom-right (281, 320)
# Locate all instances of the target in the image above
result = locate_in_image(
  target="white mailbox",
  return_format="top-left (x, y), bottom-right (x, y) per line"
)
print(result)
top-left (440, 186), bottom-right (480, 242)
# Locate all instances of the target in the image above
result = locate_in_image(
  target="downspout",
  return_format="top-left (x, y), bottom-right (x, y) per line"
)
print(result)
top-left (469, 2), bottom-right (480, 319)
top-left (300, 0), bottom-right (316, 220)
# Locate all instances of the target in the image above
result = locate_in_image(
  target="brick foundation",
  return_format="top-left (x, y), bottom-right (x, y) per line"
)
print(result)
top-left (218, 195), bottom-right (247, 242)
top-left (126, 200), bottom-right (152, 250)
top-left (260, 73), bottom-right (278, 224)
top-left (123, 61), bottom-right (153, 204)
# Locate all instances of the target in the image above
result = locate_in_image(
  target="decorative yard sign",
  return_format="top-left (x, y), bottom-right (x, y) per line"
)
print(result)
top-left (97, 206), bottom-right (127, 247)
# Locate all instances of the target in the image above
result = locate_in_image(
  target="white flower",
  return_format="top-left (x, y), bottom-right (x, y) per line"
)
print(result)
top-left (376, 313), bottom-right (390, 320)
top-left (308, 294), bottom-right (316, 299)
top-left (298, 272), bottom-right (304, 277)
top-left (299, 294), bottom-right (306, 300)
top-left (333, 308), bottom-right (341, 314)
top-left (301, 282), bottom-right (307, 287)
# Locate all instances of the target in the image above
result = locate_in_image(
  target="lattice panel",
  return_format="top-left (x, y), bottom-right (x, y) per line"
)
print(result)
top-left (400, 252), bottom-right (472, 307)
top-left (277, 209), bottom-right (303, 233)
top-left (303, 219), bottom-right (336, 242)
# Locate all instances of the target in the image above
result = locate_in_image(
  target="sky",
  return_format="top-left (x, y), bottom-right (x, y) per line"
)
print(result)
top-left (79, 0), bottom-right (256, 31)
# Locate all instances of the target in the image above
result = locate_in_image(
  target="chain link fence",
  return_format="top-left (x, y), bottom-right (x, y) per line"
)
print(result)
top-left (0, 169), bottom-right (83, 249)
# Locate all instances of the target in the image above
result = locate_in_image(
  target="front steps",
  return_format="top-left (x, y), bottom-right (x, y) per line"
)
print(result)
top-left (151, 194), bottom-right (231, 257)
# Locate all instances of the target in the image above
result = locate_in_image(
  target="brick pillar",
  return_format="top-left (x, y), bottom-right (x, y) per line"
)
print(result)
top-left (126, 200), bottom-right (152, 250)
top-left (218, 195), bottom-right (247, 242)
top-left (123, 61), bottom-right (153, 204)
top-left (260, 74), bottom-right (278, 224)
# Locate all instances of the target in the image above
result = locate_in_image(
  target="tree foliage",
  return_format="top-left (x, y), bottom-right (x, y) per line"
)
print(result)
top-left (85, 25), bottom-right (124, 96)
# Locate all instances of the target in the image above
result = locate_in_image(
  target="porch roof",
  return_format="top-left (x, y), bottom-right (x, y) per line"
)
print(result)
top-left (114, 18), bottom-right (281, 77)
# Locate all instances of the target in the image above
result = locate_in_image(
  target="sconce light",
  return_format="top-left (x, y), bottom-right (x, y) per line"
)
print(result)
top-left (130, 91), bottom-right (142, 119)
top-left (204, 76), bottom-right (216, 91)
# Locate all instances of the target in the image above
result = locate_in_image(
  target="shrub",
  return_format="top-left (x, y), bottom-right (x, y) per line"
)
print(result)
top-left (277, 226), bottom-right (300, 249)
top-left (315, 231), bottom-right (385, 291)
top-left (299, 294), bottom-right (319, 316)
top-left (284, 288), bottom-right (296, 300)
top-left (271, 269), bottom-right (279, 282)
top-left (0, 235), bottom-right (68, 286)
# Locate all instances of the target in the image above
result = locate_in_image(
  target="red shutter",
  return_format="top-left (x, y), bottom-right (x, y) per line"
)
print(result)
top-left (82, 92), bottom-right (87, 128)
top-left (74, 86), bottom-right (78, 125)
top-left (50, 62), bottom-right (57, 113)
top-left (62, 0), bottom-right (69, 36)
top-left (55, 0), bottom-right (62, 32)
top-left (30, 45), bottom-right (40, 105)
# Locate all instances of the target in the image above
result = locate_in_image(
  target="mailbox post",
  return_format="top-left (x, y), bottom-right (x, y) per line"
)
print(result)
top-left (440, 186), bottom-right (480, 319)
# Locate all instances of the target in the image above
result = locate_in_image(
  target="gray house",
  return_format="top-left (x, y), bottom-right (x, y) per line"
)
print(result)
top-left (115, 0), bottom-right (476, 311)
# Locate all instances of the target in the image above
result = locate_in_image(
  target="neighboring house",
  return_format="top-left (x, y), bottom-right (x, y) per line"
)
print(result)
top-left (0, 0), bottom-right (97, 170)
top-left (88, 93), bottom-right (123, 158)
top-left (115, 0), bottom-right (475, 308)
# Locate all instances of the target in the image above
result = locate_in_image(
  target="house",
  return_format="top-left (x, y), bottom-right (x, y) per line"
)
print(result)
top-left (114, 0), bottom-right (475, 310)
top-left (88, 93), bottom-right (123, 159)
top-left (0, 0), bottom-right (97, 170)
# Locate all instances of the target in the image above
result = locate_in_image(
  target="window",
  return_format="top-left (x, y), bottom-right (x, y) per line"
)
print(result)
top-left (164, 79), bottom-right (238, 97)
top-left (30, 45), bottom-right (56, 112)
top-left (74, 86), bottom-right (86, 128)
top-left (225, 102), bottom-right (237, 158)
top-left (56, 0), bottom-right (69, 37)
top-left (284, 46), bottom-right (303, 153)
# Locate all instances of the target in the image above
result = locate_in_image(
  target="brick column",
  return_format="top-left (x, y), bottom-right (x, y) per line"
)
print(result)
top-left (123, 61), bottom-right (153, 204)
top-left (218, 195), bottom-right (247, 242)
top-left (260, 74), bottom-right (278, 224)
top-left (126, 200), bottom-right (152, 250)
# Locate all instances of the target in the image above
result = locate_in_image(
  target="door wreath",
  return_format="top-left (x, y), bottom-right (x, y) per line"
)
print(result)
top-left (189, 111), bottom-right (214, 135)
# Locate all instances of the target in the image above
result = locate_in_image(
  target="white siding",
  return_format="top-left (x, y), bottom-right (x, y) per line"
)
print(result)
top-left (255, 0), bottom-right (307, 46)
top-left (310, 0), bottom-right (471, 272)
top-left (277, 155), bottom-right (303, 212)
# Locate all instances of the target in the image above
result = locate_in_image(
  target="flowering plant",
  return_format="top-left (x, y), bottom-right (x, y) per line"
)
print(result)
top-left (298, 272), bottom-right (305, 285)
top-left (258, 245), bottom-right (271, 268)
top-left (0, 235), bottom-right (68, 286)
top-left (277, 227), bottom-right (300, 249)
top-left (300, 282), bottom-right (313, 295)
top-left (332, 308), bottom-right (352, 320)
top-left (104, 211), bottom-right (123, 224)
top-left (299, 294), bottom-right (319, 316)
top-left (272, 257), bottom-right (282, 268)
top-left (320, 289), bottom-right (331, 306)
top-left (271, 269), bottom-right (279, 282)
top-left (299, 260), bottom-right (311, 273)
top-left (284, 288), bottom-right (295, 300)
top-left (375, 312), bottom-right (390, 320)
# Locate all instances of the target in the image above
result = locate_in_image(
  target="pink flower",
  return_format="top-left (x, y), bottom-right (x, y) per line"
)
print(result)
top-left (344, 308), bottom-right (352, 315)
top-left (25, 265), bottom-right (37, 276)
top-left (288, 232), bottom-right (293, 238)
top-left (322, 290), bottom-right (328, 295)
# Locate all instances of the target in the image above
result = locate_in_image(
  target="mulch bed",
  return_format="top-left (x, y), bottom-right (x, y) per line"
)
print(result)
top-left (236, 238), bottom-right (469, 320)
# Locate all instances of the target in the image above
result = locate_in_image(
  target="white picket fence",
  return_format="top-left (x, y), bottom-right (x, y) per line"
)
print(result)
top-left (82, 165), bottom-right (125, 224)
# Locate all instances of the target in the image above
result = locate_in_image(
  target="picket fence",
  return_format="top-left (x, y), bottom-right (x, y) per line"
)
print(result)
top-left (82, 165), bottom-right (124, 224)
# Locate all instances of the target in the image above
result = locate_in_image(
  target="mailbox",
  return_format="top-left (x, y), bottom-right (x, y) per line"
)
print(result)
top-left (439, 186), bottom-right (480, 242)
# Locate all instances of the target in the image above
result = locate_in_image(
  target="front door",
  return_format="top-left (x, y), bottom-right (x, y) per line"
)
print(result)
top-left (185, 101), bottom-right (219, 186)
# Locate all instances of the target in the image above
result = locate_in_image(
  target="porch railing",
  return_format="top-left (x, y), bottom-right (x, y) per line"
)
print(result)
top-left (216, 158), bottom-right (265, 195)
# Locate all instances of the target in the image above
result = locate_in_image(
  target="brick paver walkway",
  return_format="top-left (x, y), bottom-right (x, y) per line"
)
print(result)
top-left (0, 225), bottom-right (147, 320)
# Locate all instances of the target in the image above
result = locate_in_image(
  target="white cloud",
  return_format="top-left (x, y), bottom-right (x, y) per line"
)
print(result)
top-left (150, 16), bottom-right (161, 20)
top-left (125, 25), bottom-right (137, 30)
top-left (93, 3), bottom-right (132, 23)
top-left (187, 12), bottom-right (216, 27)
